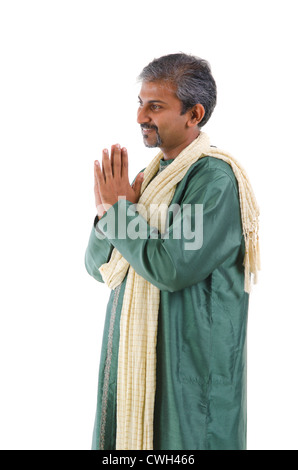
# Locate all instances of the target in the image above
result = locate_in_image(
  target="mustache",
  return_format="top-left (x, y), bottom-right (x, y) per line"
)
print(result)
top-left (141, 124), bottom-right (158, 131)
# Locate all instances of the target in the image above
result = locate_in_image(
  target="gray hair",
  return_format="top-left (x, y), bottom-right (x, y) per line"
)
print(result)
top-left (137, 52), bottom-right (217, 128)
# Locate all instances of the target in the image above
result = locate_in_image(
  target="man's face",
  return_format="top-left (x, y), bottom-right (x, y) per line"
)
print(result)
top-left (137, 80), bottom-right (191, 150)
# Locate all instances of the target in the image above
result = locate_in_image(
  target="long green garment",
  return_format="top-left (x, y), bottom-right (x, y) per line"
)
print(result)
top-left (84, 155), bottom-right (249, 450)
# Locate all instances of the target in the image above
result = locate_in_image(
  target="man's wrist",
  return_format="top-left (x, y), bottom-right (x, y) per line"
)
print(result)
top-left (94, 212), bottom-right (107, 227)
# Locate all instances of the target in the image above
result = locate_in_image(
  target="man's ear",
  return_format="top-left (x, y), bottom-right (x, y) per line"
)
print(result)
top-left (187, 103), bottom-right (205, 127)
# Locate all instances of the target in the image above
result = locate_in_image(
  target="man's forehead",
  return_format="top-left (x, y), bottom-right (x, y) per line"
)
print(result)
top-left (138, 81), bottom-right (177, 101)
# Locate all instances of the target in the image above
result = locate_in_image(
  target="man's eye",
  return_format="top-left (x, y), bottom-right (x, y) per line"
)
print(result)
top-left (137, 102), bottom-right (161, 110)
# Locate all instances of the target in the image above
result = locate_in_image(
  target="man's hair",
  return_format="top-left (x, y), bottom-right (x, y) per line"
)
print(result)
top-left (137, 52), bottom-right (217, 128)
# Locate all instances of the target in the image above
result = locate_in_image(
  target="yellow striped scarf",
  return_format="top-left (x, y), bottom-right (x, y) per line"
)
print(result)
top-left (99, 131), bottom-right (260, 450)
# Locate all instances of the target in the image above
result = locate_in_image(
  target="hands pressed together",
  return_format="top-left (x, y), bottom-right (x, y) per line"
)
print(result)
top-left (94, 144), bottom-right (144, 219)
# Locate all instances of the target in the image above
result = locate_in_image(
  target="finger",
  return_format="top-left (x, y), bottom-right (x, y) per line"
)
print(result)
top-left (94, 171), bottom-right (99, 193)
top-left (94, 160), bottom-right (105, 187)
top-left (133, 172), bottom-right (144, 196)
top-left (94, 171), bottom-right (102, 204)
top-left (102, 149), bottom-right (113, 181)
top-left (113, 144), bottom-right (121, 179)
top-left (121, 147), bottom-right (129, 180)
top-left (110, 144), bottom-right (115, 176)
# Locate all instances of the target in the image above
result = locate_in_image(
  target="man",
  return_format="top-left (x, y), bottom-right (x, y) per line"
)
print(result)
top-left (85, 53), bottom-right (260, 450)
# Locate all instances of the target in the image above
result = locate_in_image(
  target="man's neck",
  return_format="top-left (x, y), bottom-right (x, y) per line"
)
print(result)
top-left (161, 130), bottom-right (200, 161)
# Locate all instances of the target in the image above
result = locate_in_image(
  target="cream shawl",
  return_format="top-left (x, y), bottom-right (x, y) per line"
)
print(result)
top-left (98, 131), bottom-right (260, 450)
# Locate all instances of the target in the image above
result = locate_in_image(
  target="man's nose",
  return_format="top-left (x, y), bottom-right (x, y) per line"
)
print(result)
top-left (137, 106), bottom-right (151, 125)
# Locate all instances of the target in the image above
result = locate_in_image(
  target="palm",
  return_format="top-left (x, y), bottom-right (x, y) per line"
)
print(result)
top-left (94, 144), bottom-right (144, 214)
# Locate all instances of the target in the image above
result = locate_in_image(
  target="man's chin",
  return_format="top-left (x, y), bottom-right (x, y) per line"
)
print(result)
top-left (143, 136), bottom-right (162, 148)
top-left (143, 140), bottom-right (160, 148)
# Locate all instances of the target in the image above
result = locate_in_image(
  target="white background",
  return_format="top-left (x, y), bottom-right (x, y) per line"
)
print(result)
top-left (0, 0), bottom-right (297, 450)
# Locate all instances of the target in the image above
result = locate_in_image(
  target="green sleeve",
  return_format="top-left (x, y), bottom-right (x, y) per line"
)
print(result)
top-left (97, 166), bottom-right (243, 292)
top-left (84, 215), bottom-right (114, 283)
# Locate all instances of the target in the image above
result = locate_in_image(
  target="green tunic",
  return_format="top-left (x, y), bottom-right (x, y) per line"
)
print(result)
top-left (85, 155), bottom-right (249, 450)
